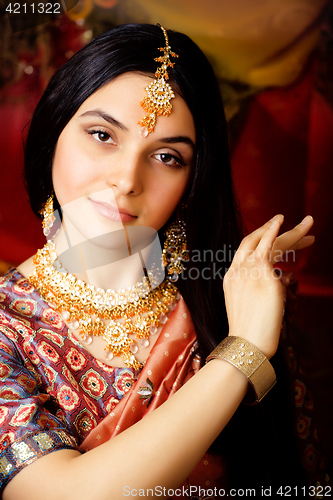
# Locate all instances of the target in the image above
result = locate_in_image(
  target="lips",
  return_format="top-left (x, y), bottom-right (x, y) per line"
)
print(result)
top-left (89, 198), bottom-right (137, 222)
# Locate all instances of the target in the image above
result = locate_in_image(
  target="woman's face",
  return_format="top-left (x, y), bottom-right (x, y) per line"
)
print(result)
top-left (52, 72), bottom-right (196, 243)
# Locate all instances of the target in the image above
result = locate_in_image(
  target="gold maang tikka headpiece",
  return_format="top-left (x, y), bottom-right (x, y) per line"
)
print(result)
top-left (138, 25), bottom-right (178, 136)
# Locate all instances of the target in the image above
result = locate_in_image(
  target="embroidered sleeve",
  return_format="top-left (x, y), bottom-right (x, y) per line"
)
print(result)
top-left (0, 330), bottom-right (82, 493)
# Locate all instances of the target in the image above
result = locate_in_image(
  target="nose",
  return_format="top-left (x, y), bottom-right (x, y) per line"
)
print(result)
top-left (106, 148), bottom-right (143, 196)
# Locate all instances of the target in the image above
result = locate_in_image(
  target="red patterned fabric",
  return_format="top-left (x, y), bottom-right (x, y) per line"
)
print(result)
top-left (0, 269), bottom-right (139, 491)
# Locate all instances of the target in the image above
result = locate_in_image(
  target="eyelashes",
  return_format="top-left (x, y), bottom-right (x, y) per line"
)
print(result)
top-left (86, 129), bottom-right (188, 168)
top-left (87, 129), bottom-right (114, 144)
top-left (154, 152), bottom-right (186, 168)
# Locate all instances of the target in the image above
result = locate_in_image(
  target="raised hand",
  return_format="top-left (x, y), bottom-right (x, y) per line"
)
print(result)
top-left (223, 215), bottom-right (314, 359)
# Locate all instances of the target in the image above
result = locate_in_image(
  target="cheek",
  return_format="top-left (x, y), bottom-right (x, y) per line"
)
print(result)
top-left (52, 137), bottom-right (97, 205)
top-left (146, 171), bottom-right (190, 228)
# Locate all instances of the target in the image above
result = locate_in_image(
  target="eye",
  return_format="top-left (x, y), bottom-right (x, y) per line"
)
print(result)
top-left (88, 130), bottom-right (114, 144)
top-left (155, 152), bottom-right (185, 168)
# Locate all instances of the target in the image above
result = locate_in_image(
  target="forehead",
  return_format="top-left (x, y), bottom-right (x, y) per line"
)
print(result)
top-left (73, 72), bottom-right (196, 141)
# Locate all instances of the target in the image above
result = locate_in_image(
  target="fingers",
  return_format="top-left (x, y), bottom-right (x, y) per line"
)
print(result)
top-left (271, 216), bottom-right (314, 263)
top-left (288, 235), bottom-right (315, 251)
top-left (233, 215), bottom-right (314, 267)
top-left (232, 215), bottom-right (284, 266)
top-left (254, 215), bottom-right (284, 261)
top-left (237, 214), bottom-right (283, 253)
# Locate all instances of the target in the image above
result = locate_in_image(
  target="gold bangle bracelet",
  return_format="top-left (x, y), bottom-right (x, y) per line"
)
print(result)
top-left (206, 336), bottom-right (276, 404)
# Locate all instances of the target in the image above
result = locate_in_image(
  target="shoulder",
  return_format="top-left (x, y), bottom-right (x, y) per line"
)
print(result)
top-left (0, 268), bottom-right (44, 346)
top-left (0, 267), bottom-right (38, 313)
top-left (16, 255), bottom-right (35, 279)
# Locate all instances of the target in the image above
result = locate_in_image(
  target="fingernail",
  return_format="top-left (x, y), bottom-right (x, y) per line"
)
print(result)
top-left (269, 214), bottom-right (283, 228)
top-left (300, 215), bottom-right (313, 225)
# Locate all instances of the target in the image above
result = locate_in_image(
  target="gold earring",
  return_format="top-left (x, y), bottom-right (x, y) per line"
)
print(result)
top-left (162, 218), bottom-right (189, 282)
top-left (39, 194), bottom-right (56, 237)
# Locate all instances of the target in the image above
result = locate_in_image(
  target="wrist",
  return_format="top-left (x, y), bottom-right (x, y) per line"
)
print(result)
top-left (206, 336), bottom-right (277, 404)
top-left (227, 332), bottom-right (278, 360)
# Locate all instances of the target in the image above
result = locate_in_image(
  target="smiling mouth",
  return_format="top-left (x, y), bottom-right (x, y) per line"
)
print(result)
top-left (89, 199), bottom-right (137, 222)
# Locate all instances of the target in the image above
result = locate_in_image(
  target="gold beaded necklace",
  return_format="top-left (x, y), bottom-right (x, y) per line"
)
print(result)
top-left (28, 240), bottom-right (179, 370)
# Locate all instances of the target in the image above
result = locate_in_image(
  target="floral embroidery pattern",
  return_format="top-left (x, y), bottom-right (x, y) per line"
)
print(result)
top-left (11, 320), bottom-right (35, 340)
top-left (0, 325), bottom-right (18, 341)
top-left (41, 309), bottom-right (63, 329)
top-left (80, 369), bottom-right (107, 400)
top-left (41, 364), bottom-right (58, 391)
top-left (0, 362), bottom-right (13, 380)
top-left (296, 414), bottom-right (312, 439)
top-left (295, 379), bottom-right (306, 408)
top-left (0, 431), bottom-right (15, 453)
top-left (113, 369), bottom-right (135, 397)
top-left (0, 339), bottom-right (14, 356)
top-left (9, 404), bottom-right (37, 427)
top-left (304, 390), bottom-right (314, 411)
top-left (83, 395), bottom-right (98, 416)
top-left (137, 378), bottom-right (155, 407)
top-left (24, 360), bottom-right (42, 385)
top-left (36, 413), bottom-right (59, 430)
top-left (74, 409), bottom-right (97, 439)
top-left (22, 342), bottom-right (41, 365)
top-left (65, 348), bottom-right (86, 372)
top-left (0, 387), bottom-right (22, 400)
top-left (57, 385), bottom-right (80, 412)
top-left (303, 443), bottom-right (317, 472)
top-left (10, 298), bottom-right (37, 317)
top-left (0, 311), bottom-right (11, 325)
top-left (0, 406), bottom-right (10, 425)
top-left (0, 274), bottom-right (11, 288)
top-left (13, 278), bottom-right (35, 295)
top-left (39, 328), bottom-right (64, 347)
top-left (37, 341), bottom-right (60, 364)
top-left (62, 366), bottom-right (80, 392)
top-left (16, 374), bottom-right (37, 394)
top-left (105, 396), bottom-right (119, 413)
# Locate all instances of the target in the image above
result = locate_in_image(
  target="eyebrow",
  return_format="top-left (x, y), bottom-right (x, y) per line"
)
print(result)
top-left (78, 110), bottom-right (128, 131)
top-left (159, 136), bottom-right (195, 152)
top-left (79, 110), bottom-right (195, 150)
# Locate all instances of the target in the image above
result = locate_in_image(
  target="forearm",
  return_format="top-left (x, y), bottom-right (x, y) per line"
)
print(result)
top-left (4, 359), bottom-right (247, 500)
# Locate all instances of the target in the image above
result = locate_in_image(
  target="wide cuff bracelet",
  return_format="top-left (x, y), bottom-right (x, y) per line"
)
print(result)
top-left (206, 336), bottom-right (276, 404)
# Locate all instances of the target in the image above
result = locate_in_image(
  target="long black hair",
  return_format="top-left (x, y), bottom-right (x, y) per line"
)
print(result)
top-left (24, 23), bottom-right (303, 491)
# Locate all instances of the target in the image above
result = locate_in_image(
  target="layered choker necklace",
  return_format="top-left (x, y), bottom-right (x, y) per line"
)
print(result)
top-left (28, 240), bottom-right (179, 370)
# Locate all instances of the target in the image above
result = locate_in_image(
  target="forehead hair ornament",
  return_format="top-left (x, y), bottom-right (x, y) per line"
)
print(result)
top-left (138, 24), bottom-right (178, 136)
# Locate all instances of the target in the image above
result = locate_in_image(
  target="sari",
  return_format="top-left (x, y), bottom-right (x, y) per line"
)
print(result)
top-left (0, 268), bottom-right (226, 497)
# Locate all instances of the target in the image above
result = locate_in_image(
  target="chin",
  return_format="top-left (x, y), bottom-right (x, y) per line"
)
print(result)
top-left (78, 225), bottom-right (158, 252)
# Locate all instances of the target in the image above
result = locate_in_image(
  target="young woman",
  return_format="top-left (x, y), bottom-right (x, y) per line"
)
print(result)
top-left (0, 23), bottom-right (314, 499)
